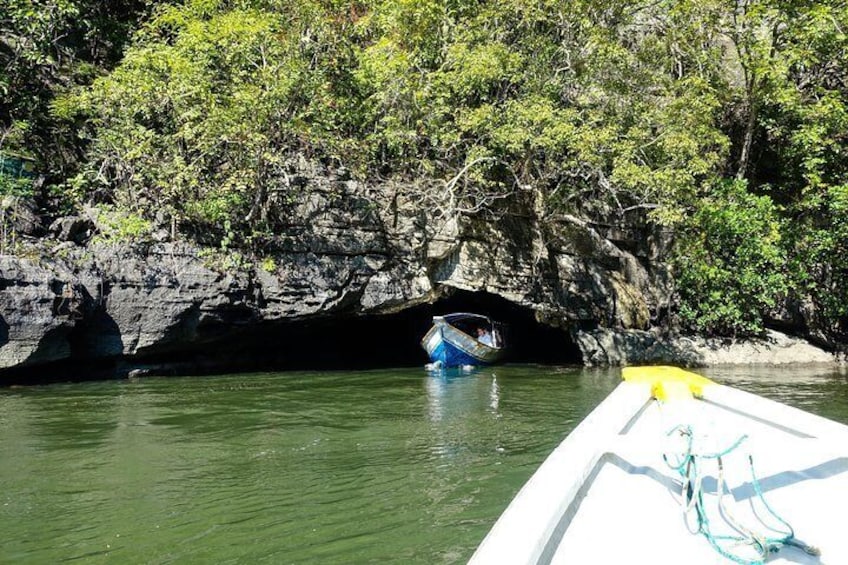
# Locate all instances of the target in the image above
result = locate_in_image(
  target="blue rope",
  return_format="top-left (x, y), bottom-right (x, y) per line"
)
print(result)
top-left (747, 455), bottom-right (821, 557)
top-left (662, 425), bottom-right (816, 564)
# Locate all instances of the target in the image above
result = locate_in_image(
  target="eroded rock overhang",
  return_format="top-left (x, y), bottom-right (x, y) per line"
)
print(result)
top-left (0, 164), bottom-right (670, 383)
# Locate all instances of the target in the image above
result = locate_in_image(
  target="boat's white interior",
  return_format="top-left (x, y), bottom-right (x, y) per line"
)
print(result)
top-left (471, 379), bottom-right (848, 565)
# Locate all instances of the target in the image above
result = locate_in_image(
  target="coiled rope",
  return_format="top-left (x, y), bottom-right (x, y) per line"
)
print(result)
top-left (662, 424), bottom-right (820, 564)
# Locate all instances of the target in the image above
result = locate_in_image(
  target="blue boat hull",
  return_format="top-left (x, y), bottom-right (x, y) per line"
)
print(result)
top-left (428, 339), bottom-right (490, 367)
top-left (421, 319), bottom-right (504, 368)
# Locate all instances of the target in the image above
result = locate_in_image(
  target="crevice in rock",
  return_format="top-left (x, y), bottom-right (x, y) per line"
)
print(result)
top-left (126, 288), bottom-right (582, 373)
top-left (0, 289), bottom-right (582, 385)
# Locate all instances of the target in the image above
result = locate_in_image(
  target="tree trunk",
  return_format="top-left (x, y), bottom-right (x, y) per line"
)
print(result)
top-left (736, 89), bottom-right (757, 181)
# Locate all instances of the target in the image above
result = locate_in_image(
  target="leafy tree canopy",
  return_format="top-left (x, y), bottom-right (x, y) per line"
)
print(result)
top-left (3, 0), bottom-right (846, 338)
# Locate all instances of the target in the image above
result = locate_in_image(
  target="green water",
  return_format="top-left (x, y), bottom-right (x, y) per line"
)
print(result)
top-left (1, 365), bottom-right (846, 564)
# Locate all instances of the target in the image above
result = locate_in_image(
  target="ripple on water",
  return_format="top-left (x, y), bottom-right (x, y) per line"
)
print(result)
top-left (2, 366), bottom-right (846, 563)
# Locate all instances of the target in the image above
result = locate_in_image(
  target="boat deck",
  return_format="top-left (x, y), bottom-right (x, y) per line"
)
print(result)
top-left (471, 371), bottom-right (848, 564)
top-left (552, 392), bottom-right (848, 564)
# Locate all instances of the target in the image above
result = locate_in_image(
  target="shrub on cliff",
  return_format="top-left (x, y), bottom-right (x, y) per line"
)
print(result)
top-left (673, 180), bottom-right (788, 336)
top-left (28, 0), bottom-right (848, 339)
top-left (0, 0), bottom-right (149, 194)
top-left (53, 0), bottom-right (728, 241)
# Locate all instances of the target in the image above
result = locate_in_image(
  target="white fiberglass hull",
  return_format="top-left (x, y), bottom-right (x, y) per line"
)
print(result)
top-left (470, 366), bottom-right (848, 565)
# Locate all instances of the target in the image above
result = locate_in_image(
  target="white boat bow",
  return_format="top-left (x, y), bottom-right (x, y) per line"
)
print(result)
top-left (470, 366), bottom-right (848, 565)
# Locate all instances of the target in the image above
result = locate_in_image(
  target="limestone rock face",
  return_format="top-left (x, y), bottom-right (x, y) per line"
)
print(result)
top-left (0, 160), bottom-right (829, 376)
top-left (0, 244), bottom-right (250, 368)
top-left (574, 328), bottom-right (838, 367)
top-left (1, 196), bottom-right (42, 239)
top-left (0, 256), bottom-right (75, 367)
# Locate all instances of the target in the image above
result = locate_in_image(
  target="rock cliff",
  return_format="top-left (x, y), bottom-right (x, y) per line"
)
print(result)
top-left (0, 161), bottom-right (837, 381)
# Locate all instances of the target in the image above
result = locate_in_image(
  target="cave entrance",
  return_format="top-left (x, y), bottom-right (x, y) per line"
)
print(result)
top-left (220, 289), bottom-right (582, 372)
top-left (0, 289), bottom-right (584, 384)
top-left (415, 289), bottom-right (582, 366)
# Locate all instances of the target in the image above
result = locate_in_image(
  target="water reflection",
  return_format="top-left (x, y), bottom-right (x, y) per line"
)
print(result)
top-left (704, 364), bottom-right (847, 385)
top-left (18, 385), bottom-right (121, 451)
top-left (490, 375), bottom-right (500, 414)
top-left (703, 365), bottom-right (848, 425)
top-left (2, 365), bottom-right (846, 564)
top-left (424, 368), bottom-right (501, 423)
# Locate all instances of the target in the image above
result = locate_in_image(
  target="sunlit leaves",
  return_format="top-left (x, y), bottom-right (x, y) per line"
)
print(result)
top-left (43, 0), bottom-right (848, 336)
top-left (58, 2), bottom-right (313, 237)
top-left (675, 179), bottom-right (788, 335)
top-left (1, 0), bottom-right (147, 166)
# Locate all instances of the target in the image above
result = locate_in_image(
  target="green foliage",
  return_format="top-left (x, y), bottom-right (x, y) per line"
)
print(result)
top-left (0, 146), bottom-right (36, 197)
top-left (786, 183), bottom-right (848, 330)
top-left (0, 175), bottom-right (34, 197)
top-left (59, 0), bottom-right (739, 241)
top-left (91, 204), bottom-right (152, 242)
top-left (342, 0), bottom-right (734, 222)
top-left (260, 256), bottom-right (277, 273)
top-left (57, 0), bottom-right (359, 243)
top-left (0, 0), bottom-right (149, 181)
top-left (7, 0), bottom-right (848, 338)
top-left (674, 180), bottom-right (788, 335)
top-left (736, 0), bottom-right (848, 337)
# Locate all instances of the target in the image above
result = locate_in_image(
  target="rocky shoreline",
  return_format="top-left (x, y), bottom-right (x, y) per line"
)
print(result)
top-left (0, 235), bottom-right (840, 384)
top-left (575, 328), bottom-right (842, 368)
top-left (1, 160), bottom-right (844, 383)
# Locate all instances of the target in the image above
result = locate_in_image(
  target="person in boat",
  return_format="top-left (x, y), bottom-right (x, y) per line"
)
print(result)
top-left (476, 327), bottom-right (495, 347)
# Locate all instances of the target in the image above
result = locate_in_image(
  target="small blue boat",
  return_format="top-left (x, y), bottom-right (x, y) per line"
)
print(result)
top-left (421, 313), bottom-right (506, 368)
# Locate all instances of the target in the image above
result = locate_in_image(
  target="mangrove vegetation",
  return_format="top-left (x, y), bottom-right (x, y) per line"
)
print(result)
top-left (2, 0), bottom-right (847, 341)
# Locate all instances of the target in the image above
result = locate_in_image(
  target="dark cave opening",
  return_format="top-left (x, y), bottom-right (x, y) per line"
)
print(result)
top-left (0, 290), bottom-right (584, 385)
top-left (209, 289), bottom-right (583, 372)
